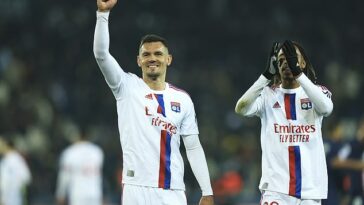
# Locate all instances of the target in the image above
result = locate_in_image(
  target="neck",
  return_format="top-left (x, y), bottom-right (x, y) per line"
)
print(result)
top-left (3, 147), bottom-right (13, 154)
top-left (143, 75), bottom-right (166, 91)
top-left (281, 78), bottom-right (300, 89)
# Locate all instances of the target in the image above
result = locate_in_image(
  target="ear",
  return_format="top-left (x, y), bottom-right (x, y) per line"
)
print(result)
top-left (167, 54), bottom-right (173, 66)
top-left (137, 55), bottom-right (142, 67)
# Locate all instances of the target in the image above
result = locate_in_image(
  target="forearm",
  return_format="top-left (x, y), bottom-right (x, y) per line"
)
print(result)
top-left (296, 74), bottom-right (333, 116)
top-left (331, 158), bottom-right (364, 170)
top-left (93, 11), bottom-right (123, 88)
top-left (235, 75), bottom-right (269, 115)
top-left (183, 135), bottom-right (213, 196)
top-left (55, 171), bottom-right (69, 200)
top-left (94, 11), bottom-right (111, 60)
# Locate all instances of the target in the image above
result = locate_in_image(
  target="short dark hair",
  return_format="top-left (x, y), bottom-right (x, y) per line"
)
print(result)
top-left (139, 34), bottom-right (169, 50)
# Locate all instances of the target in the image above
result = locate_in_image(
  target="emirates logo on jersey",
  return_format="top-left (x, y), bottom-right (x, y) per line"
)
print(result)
top-left (151, 117), bottom-right (177, 135)
top-left (274, 123), bottom-right (316, 143)
top-left (145, 93), bottom-right (153, 100)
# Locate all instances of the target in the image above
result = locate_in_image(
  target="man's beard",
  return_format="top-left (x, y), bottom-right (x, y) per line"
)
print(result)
top-left (147, 72), bottom-right (160, 80)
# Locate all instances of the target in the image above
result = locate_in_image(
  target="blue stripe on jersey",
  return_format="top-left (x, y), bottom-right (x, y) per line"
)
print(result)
top-left (164, 132), bottom-right (172, 188)
top-left (289, 94), bottom-right (297, 120)
top-left (155, 94), bottom-right (166, 117)
top-left (284, 93), bottom-right (297, 120)
top-left (155, 94), bottom-right (171, 189)
top-left (294, 146), bottom-right (302, 198)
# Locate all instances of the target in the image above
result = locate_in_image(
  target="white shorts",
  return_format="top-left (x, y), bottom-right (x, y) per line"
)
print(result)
top-left (260, 190), bottom-right (321, 205)
top-left (122, 184), bottom-right (187, 205)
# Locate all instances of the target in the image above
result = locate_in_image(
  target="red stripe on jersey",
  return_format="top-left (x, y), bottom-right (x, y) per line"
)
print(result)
top-left (158, 130), bottom-right (167, 188)
top-left (284, 94), bottom-right (291, 119)
top-left (157, 105), bottom-right (163, 114)
top-left (288, 146), bottom-right (296, 196)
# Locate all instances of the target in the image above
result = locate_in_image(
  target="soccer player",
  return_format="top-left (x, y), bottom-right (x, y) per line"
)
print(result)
top-left (93, 0), bottom-right (214, 205)
top-left (55, 130), bottom-right (104, 205)
top-left (331, 118), bottom-right (364, 204)
top-left (0, 135), bottom-right (32, 205)
top-left (235, 40), bottom-right (333, 204)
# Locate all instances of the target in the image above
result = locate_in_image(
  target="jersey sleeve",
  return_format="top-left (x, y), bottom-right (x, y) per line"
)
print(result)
top-left (235, 75), bottom-right (270, 117)
top-left (17, 157), bottom-right (31, 185)
top-left (93, 11), bottom-right (129, 100)
top-left (180, 97), bottom-right (199, 136)
top-left (296, 74), bottom-right (333, 116)
top-left (55, 152), bottom-right (71, 199)
top-left (242, 94), bottom-right (265, 117)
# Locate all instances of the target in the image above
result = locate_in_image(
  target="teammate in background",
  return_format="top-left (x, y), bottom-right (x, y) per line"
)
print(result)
top-left (322, 120), bottom-right (346, 205)
top-left (0, 135), bottom-right (32, 205)
top-left (55, 129), bottom-right (104, 205)
top-left (93, 0), bottom-right (214, 204)
top-left (235, 40), bottom-right (333, 204)
top-left (331, 118), bottom-right (364, 204)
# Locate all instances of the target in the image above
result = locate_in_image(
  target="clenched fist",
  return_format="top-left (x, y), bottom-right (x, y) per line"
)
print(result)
top-left (97, 0), bottom-right (117, 12)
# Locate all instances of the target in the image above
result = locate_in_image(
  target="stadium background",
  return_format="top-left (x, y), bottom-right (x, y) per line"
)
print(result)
top-left (0, 0), bottom-right (363, 204)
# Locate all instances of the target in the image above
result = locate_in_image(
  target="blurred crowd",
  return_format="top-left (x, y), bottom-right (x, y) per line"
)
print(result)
top-left (0, 0), bottom-right (363, 204)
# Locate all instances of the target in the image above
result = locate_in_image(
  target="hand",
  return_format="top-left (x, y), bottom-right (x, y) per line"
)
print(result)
top-left (199, 195), bottom-right (214, 205)
top-left (262, 42), bottom-right (280, 80)
top-left (282, 40), bottom-right (302, 77)
top-left (97, 0), bottom-right (118, 12)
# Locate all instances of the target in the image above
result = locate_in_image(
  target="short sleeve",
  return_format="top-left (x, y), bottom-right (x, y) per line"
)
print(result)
top-left (180, 98), bottom-right (199, 136)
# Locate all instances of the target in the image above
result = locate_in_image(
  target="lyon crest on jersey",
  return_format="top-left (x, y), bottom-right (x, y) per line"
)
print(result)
top-left (171, 102), bottom-right (181, 113)
top-left (300, 98), bottom-right (312, 110)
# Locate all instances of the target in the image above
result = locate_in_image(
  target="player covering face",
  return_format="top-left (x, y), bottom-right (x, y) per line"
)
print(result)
top-left (235, 40), bottom-right (333, 205)
top-left (93, 0), bottom-right (214, 205)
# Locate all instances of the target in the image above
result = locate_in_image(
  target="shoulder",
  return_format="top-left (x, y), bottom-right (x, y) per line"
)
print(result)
top-left (316, 84), bottom-right (332, 98)
top-left (7, 152), bottom-right (22, 163)
top-left (262, 84), bottom-right (279, 96)
top-left (61, 146), bottom-right (74, 159)
top-left (90, 143), bottom-right (104, 154)
top-left (125, 72), bottom-right (142, 84)
top-left (168, 83), bottom-right (192, 99)
top-left (316, 84), bottom-right (330, 90)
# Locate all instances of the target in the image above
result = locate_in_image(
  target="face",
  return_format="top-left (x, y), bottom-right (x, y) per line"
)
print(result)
top-left (137, 42), bottom-right (172, 80)
top-left (277, 45), bottom-right (306, 80)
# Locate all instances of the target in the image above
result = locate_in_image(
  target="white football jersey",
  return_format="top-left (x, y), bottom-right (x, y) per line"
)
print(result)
top-left (56, 142), bottom-right (104, 205)
top-left (244, 83), bottom-right (332, 199)
top-left (110, 73), bottom-right (198, 190)
top-left (0, 151), bottom-right (31, 205)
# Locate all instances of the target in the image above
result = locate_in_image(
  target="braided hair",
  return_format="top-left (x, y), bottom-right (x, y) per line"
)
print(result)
top-left (273, 41), bottom-right (317, 85)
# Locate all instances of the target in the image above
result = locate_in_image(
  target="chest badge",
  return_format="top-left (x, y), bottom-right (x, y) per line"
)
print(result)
top-left (171, 102), bottom-right (181, 113)
top-left (300, 98), bottom-right (312, 110)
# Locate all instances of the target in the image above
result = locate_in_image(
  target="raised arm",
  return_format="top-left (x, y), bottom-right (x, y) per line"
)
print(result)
top-left (235, 43), bottom-right (279, 116)
top-left (94, 0), bottom-right (125, 89)
top-left (234, 75), bottom-right (269, 116)
top-left (297, 74), bottom-right (333, 116)
top-left (282, 40), bottom-right (333, 116)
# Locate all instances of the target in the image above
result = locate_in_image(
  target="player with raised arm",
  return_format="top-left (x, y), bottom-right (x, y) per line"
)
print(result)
top-left (93, 0), bottom-right (214, 204)
top-left (235, 40), bottom-right (333, 205)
